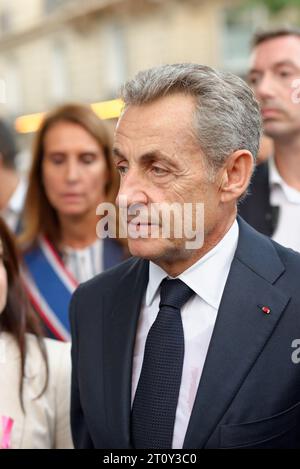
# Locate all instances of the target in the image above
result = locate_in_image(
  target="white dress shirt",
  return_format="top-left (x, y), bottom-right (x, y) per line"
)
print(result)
top-left (131, 220), bottom-right (239, 449)
top-left (269, 157), bottom-right (300, 253)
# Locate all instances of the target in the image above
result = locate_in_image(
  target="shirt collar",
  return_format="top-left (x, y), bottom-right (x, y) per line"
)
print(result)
top-left (268, 156), bottom-right (281, 187)
top-left (7, 177), bottom-right (28, 214)
top-left (146, 219), bottom-right (239, 309)
top-left (269, 157), bottom-right (300, 204)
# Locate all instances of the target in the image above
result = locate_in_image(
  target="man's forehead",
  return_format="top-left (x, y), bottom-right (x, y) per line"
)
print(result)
top-left (250, 35), bottom-right (300, 69)
top-left (114, 113), bottom-right (168, 144)
top-left (117, 94), bottom-right (196, 127)
top-left (114, 103), bottom-right (199, 158)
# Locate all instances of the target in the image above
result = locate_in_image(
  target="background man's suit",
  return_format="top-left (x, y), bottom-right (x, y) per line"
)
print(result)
top-left (238, 161), bottom-right (279, 237)
top-left (70, 217), bottom-right (300, 449)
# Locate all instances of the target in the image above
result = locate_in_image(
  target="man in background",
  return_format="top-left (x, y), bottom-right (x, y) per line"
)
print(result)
top-left (0, 118), bottom-right (27, 233)
top-left (240, 27), bottom-right (300, 252)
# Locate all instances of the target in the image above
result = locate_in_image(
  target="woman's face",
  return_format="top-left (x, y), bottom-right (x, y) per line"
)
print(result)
top-left (0, 239), bottom-right (8, 315)
top-left (42, 121), bottom-right (109, 218)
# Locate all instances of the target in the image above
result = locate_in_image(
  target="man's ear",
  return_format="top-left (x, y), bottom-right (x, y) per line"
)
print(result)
top-left (219, 150), bottom-right (254, 203)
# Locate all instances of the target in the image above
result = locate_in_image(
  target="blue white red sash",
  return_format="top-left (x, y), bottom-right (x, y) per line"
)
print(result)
top-left (22, 237), bottom-right (78, 342)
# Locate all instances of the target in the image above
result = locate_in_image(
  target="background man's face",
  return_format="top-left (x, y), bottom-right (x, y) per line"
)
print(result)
top-left (113, 93), bottom-right (221, 265)
top-left (248, 36), bottom-right (300, 139)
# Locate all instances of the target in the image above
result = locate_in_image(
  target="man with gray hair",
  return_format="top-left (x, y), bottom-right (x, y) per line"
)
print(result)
top-left (70, 63), bottom-right (300, 449)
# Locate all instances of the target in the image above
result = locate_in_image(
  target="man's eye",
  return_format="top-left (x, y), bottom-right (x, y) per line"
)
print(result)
top-left (248, 75), bottom-right (259, 86)
top-left (278, 70), bottom-right (292, 78)
top-left (117, 165), bottom-right (128, 175)
top-left (152, 166), bottom-right (168, 176)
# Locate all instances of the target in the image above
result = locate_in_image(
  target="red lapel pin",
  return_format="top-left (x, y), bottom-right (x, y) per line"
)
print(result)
top-left (261, 306), bottom-right (271, 315)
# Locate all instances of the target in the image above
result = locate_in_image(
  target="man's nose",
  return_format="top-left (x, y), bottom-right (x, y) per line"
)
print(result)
top-left (116, 168), bottom-right (148, 208)
top-left (254, 73), bottom-right (277, 101)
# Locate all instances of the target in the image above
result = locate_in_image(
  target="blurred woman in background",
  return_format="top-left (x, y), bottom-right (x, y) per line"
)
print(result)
top-left (20, 104), bottom-right (125, 341)
top-left (0, 217), bottom-right (72, 448)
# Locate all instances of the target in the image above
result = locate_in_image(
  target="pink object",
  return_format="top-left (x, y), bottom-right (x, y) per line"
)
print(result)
top-left (1, 416), bottom-right (14, 449)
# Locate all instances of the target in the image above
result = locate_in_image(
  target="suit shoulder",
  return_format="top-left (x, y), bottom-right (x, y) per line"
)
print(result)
top-left (74, 256), bottom-right (143, 295)
top-left (271, 239), bottom-right (300, 274)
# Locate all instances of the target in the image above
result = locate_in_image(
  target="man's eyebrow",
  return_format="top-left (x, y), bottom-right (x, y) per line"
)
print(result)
top-left (140, 151), bottom-right (174, 165)
top-left (112, 147), bottom-right (126, 159)
top-left (248, 68), bottom-right (261, 76)
top-left (249, 59), bottom-right (299, 75)
top-left (112, 148), bottom-right (176, 165)
top-left (273, 59), bottom-right (299, 70)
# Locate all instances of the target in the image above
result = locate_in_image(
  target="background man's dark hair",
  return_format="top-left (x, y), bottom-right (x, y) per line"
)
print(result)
top-left (252, 25), bottom-right (300, 48)
top-left (0, 119), bottom-right (18, 169)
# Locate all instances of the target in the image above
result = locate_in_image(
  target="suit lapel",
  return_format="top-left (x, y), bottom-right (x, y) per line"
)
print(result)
top-left (183, 217), bottom-right (290, 449)
top-left (102, 258), bottom-right (149, 448)
top-left (103, 237), bottom-right (123, 270)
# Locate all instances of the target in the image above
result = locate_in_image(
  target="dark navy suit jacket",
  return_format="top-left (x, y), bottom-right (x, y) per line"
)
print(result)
top-left (238, 161), bottom-right (279, 237)
top-left (70, 217), bottom-right (300, 448)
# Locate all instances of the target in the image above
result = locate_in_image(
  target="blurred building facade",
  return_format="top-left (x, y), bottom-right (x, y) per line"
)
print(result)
top-left (0, 0), bottom-right (269, 119)
top-left (0, 0), bottom-right (299, 123)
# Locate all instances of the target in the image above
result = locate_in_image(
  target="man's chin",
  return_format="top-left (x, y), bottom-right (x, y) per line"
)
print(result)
top-left (127, 237), bottom-right (170, 260)
top-left (263, 122), bottom-right (290, 139)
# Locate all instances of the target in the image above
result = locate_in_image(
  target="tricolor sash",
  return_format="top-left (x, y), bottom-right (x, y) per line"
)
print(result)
top-left (22, 237), bottom-right (78, 342)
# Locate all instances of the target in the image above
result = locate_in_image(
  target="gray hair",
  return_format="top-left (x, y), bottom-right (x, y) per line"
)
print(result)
top-left (120, 63), bottom-right (262, 173)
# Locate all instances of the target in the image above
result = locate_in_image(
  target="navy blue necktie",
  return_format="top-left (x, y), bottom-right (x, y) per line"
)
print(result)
top-left (131, 278), bottom-right (195, 449)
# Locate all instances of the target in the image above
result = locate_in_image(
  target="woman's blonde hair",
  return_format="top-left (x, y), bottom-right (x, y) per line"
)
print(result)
top-left (20, 103), bottom-right (120, 249)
